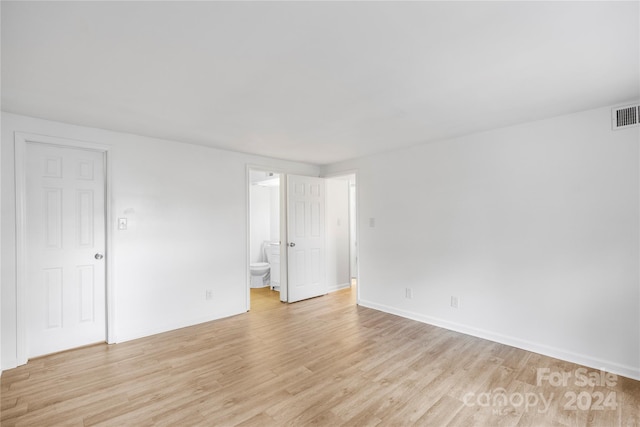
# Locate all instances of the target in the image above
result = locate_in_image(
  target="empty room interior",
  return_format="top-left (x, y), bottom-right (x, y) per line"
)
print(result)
top-left (1, 1), bottom-right (639, 426)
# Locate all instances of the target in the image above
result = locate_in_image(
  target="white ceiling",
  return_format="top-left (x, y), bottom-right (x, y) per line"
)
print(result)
top-left (2, 1), bottom-right (638, 165)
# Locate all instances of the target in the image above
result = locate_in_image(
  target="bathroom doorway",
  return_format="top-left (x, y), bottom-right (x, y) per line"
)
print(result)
top-left (247, 168), bottom-right (359, 309)
top-left (248, 168), bottom-right (284, 310)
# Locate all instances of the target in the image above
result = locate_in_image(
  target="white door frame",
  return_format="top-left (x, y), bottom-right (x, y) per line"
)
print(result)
top-left (322, 170), bottom-right (360, 305)
top-left (14, 132), bottom-right (114, 365)
top-left (245, 165), bottom-right (288, 309)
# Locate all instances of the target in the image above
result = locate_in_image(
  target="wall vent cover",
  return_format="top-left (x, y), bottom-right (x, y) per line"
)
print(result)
top-left (612, 104), bottom-right (640, 130)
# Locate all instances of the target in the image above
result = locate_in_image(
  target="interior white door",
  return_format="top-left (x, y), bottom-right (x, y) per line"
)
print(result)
top-left (25, 143), bottom-right (106, 357)
top-left (287, 175), bottom-right (327, 302)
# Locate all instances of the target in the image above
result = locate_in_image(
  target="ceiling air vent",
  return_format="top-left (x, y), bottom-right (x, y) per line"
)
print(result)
top-left (612, 104), bottom-right (639, 130)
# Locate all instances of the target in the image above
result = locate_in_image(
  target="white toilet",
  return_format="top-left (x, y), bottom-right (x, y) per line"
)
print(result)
top-left (249, 262), bottom-right (270, 288)
top-left (250, 242), bottom-right (278, 288)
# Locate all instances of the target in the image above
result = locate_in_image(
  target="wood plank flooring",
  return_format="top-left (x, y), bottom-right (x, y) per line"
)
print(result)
top-left (1, 285), bottom-right (638, 426)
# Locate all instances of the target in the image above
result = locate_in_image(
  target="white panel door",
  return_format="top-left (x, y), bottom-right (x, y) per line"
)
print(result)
top-left (25, 143), bottom-right (106, 357)
top-left (287, 175), bottom-right (327, 302)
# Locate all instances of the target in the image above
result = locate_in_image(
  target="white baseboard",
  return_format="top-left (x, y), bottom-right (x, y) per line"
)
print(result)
top-left (328, 282), bottom-right (351, 293)
top-left (2, 309), bottom-right (246, 371)
top-left (359, 299), bottom-right (640, 381)
top-left (114, 309), bottom-right (245, 344)
top-left (1, 359), bottom-right (17, 372)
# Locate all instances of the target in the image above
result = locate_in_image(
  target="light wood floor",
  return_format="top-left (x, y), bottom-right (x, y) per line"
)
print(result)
top-left (1, 285), bottom-right (638, 426)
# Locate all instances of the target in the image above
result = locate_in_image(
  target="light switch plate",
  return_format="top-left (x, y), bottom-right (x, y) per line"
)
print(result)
top-left (118, 218), bottom-right (128, 230)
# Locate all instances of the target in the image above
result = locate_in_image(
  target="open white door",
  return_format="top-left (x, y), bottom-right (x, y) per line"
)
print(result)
top-left (287, 174), bottom-right (327, 302)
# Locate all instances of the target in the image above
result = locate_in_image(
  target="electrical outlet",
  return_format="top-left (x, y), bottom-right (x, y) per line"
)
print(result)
top-left (205, 290), bottom-right (213, 300)
top-left (405, 288), bottom-right (413, 299)
top-left (451, 296), bottom-right (459, 309)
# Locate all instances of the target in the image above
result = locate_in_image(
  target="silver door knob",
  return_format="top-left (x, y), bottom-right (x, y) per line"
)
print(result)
top-left (288, 242), bottom-right (296, 247)
top-left (95, 253), bottom-right (104, 260)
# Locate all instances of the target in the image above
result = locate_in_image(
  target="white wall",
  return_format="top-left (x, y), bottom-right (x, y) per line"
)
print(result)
top-left (250, 185), bottom-right (271, 263)
top-left (0, 90), bottom-right (2, 376)
top-left (249, 180), bottom-right (280, 264)
top-left (323, 105), bottom-right (640, 380)
top-left (269, 186), bottom-right (280, 242)
top-left (1, 112), bottom-right (319, 370)
top-left (326, 178), bottom-right (350, 292)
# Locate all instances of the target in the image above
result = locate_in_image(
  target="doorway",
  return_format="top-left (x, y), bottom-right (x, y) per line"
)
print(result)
top-left (248, 169), bottom-right (283, 309)
top-left (246, 169), bottom-right (358, 309)
top-left (15, 133), bottom-right (110, 362)
top-left (325, 173), bottom-right (358, 301)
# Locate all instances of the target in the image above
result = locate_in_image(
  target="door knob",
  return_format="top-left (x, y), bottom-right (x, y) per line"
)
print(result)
top-left (94, 253), bottom-right (104, 260)
top-left (288, 242), bottom-right (296, 247)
